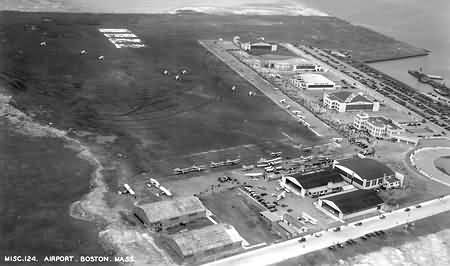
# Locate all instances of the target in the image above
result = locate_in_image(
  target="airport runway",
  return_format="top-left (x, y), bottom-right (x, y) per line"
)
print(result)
top-left (204, 194), bottom-right (450, 266)
top-left (199, 40), bottom-right (337, 138)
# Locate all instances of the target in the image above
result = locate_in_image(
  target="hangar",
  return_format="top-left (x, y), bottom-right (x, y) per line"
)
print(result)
top-left (323, 91), bottom-right (380, 112)
top-left (290, 73), bottom-right (335, 90)
top-left (282, 169), bottom-right (348, 197)
top-left (133, 196), bottom-right (206, 231)
top-left (165, 224), bottom-right (243, 263)
top-left (334, 158), bottom-right (395, 189)
top-left (317, 189), bottom-right (384, 219)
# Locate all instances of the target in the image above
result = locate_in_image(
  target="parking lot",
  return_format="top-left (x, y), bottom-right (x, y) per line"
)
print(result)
top-left (299, 45), bottom-right (450, 134)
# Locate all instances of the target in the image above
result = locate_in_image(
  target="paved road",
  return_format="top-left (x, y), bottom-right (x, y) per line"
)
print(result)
top-left (199, 40), bottom-right (337, 138)
top-left (204, 194), bottom-right (450, 266)
top-left (411, 147), bottom-right (450, 186)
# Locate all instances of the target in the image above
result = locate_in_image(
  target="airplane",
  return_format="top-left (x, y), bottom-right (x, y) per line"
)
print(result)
top-left (149, 178), bottom-right (160, 187)
top-left (210, 161), bottom-right (225, 168)
top-left (258, 157), bottom-right (282, 164)
top-left (242, 165), bottom-right (255, 171)
top-left (271, 151), bottom-right (282, 157)
top-left (123, 183), bottom-right (136, 196)
top-left (159, 186), bottom-right (173, 197)
top-left (225, 158), bottom-right (241, 165)
top-left (264, 166), bottom-right (274, 172)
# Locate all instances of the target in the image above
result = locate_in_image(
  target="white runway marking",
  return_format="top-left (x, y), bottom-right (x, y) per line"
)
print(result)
top-left (103, 33), bottom-right (138, 38)
top-left (99, 28), bottom-right (130, 33)
top-left (99, 28), bottom-right (146, 48)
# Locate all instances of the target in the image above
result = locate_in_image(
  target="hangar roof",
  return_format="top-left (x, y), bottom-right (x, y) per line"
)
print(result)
top-left (288, 169), bottom-right (344, 189)
top-left (336, 158), bottom-right (394, 180)
top-left (323, 189), bottom-right (384, 214)
top-left (169, 224), bottom-right (242, 257)
top-left (137, 196), bottom-right (205, 223)
top-left (327, 91), bottom-right (374, 103)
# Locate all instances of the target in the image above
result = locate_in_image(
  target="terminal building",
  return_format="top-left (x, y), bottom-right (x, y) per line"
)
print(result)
top-left (133, 196), bottom-right (206, 231)
top-left (281, 169), bottom-right (348, 197)
top-left (243, 55), bottom-right (322, 73)
top-left (290, 73), bottom-right (335, 90)
top-left (317, 189), bottom-right (384, 220)
top-left (240, 41), bottom-right (278, 53)
top-left (323, 91), bottom-right (380, 112)
top-left (165, 224), bottom-right (243, 263)
top-left (354, 113), bottom-right (404, 138)
top-left (334, 158), bottom-right (395, 190)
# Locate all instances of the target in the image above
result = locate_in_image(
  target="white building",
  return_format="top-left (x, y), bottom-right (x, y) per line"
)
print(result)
top-left (290, 74), bottom-right (335, 90)
top-left (244, 55), bottom-right (322, 73)
top-left (241, 41), bottom-right (278, 52)
top-left (323, 91), bottom-right (380, 112)
top-left (353, 113), bottom-right (404, 138)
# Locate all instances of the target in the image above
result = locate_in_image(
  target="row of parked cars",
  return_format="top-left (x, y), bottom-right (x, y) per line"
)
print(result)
top-left (304, 45), bottom-right (450, 133)
top-left (242, 185), bottom-right (278, 212)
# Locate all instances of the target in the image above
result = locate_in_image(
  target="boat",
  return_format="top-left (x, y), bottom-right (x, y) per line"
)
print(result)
top-left (426, 74), bottom-right (443, 80)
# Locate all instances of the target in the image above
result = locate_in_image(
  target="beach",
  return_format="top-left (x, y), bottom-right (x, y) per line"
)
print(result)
top-left (0, 0), bottom-right (327, 16)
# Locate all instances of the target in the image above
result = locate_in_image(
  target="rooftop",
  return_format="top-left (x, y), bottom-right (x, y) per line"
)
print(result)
top-left (323, 189), bottom-right (384, 214)
top-left (258, 54), bottom-right (313, 65)
top-left (336, 158), bottom-right (395, 180)
top-left (297, 73), bottom-right (334, 85)
top-left (260, 210), bottom-right (283, 222)
top-left (327, 91), bottom-right (374, 103)
top-left (251, 41), bottom-right (275, 47)
top-left (288, 169), bottom-right (344, 189)
top-left (137, 196), bottom-right (205, 223)
top-left (367, 116), bottom-right (401, 130)
top-left (169, 224), bottom-right (242, 257)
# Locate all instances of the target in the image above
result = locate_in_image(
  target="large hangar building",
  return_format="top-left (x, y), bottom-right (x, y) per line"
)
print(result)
top-left (282, 169), bottom-right (348, 197)
top-left (165, 224), bottom-right (243, 263)
top-left (317, 189), bottom-right (384, 220)
top-left (334, 158), bottom-right (395, 190)
top-left (133, 196), bottom-right (206, 231)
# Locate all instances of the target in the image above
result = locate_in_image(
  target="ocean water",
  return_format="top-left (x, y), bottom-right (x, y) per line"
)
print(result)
top-left (296, 0), bottom-right (450, 88)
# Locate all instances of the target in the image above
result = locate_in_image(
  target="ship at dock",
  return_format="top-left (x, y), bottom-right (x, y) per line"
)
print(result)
top-left (408, 69), bottom-right (450, 96)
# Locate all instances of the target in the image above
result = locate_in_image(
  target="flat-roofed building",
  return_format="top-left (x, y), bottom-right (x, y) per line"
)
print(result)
top-left (133, 196), bottom-right (206, 231)
top-left (317, 189), bottom-right (384, 219)
top-left (323, 91), bottom-right (380, 112)
top-left (165, 224), bottom-right (242, 263)
top-left (258, 54), bottom-right (322, 72)
top-left (282, 169), bottom-right (347, 197)
top-left (290, 73), bottom-right (335, 90)
top-left (241, 41), bottom-right (278, 52)
top-left (354, 113), bottom-right (404, 138)
top-left (334, 158), bottom-right (395, 190)
top-left (259, 210), bottom-right (283, 229)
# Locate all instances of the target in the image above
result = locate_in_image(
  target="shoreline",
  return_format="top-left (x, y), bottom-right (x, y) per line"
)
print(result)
top-left (0, 88), bottom-right (120, 253)
top-left (364, 52), bottom-right (430, 64)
